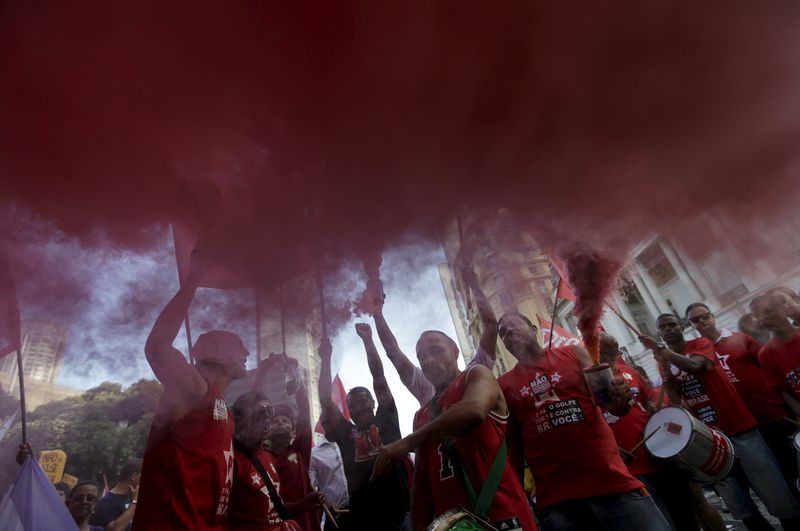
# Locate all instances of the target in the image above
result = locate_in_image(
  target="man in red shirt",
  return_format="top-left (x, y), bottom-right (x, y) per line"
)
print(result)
top-left (686, 302), bottom-right (795, 493)
top-left (229, 391), bottom-right (301, 531)
top-left (134, 255), bottom-right (248, 530)
top-left (372, 329), bottom-right (537, 531)
top-left (643, 313), bottom-right (800, 529)
top-left (752, 290), bottom-right (800, 414)
top-left (494, 312), bottom-right (668, 531)
top-left (599, 333), bottom-right (700, 531)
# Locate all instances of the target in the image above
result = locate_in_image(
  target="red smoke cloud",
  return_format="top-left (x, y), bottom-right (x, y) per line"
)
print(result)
top-left (2, 2), bottom-right (800, 342)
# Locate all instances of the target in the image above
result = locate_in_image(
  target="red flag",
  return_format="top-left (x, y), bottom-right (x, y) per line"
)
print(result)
top-left (549, 256), bottom-right (577, 302)
top-left (0, 257), bottom-right (21, 359)
top-left (537, 315), bottom-right (582, 349)
top-left (315, 374), bottom-right (350, 434)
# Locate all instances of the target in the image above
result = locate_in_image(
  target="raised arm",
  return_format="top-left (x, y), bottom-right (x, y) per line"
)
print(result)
top-left (639, 335), bottom-right (712, 374)
top-left (373, 304), bottom-right (416, 388)
top-left (294, 377), bottom-right (312, 464)
top-left (355, 323), bottom-right (393, 408)
top-left (461, 265), bottom-right (498, 361)
top-left (371, 366), bottom-right (502, 479)
top-left (317, 338), bottom-right (344, 437)
top-left (144, 264), bottom-right (206, 407)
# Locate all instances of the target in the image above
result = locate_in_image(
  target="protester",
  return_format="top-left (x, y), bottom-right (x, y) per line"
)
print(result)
top-left (55, 481), bottom-right (72, 502)
top-left (134, 254), bottom-right (248, 530)
top-left (317, 325), bottom-right (410, 531)
top-left (686, 302), bottom-right (796, 493)
top-left (265, 374), bottom-right (323, 531)
top-left (738, 313), bottom-right (771, 346)
top-left (496, 312), bottom-right (669, 531)
top-left (90, 458), bottom-right (142, 531)
top-left (309, 435), bottom-right (350, 531)
top-left (599, 333), bottom-right (701, 531)
top-left (372, 329), bottom-right (537, 530)
top-left (67, 480), bottom-right (105, 531)
top-left (643, 313), bottom-right (800, 529)
top-left (371, 263), bottom-right (497, 406)
top-left (229, 391), bottom-right (302, 531)
top-left (752, 291), bottom-right (800, 415)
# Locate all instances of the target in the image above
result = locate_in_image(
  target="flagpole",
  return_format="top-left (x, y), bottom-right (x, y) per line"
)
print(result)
top-left (255, 287), bottom-right (262, 362)
top-left (170, 225), bottom-right (194, 365)
top-left (316, 270), bottom-right (327, 340)
top-left (14, 346), bottom-right (27, 444)
top-left (279, 285), bottom-right (287, 355)
top-left (547, 277), bottom-right (561, 349)
top-left (455, 209), bottom-right (472, 312)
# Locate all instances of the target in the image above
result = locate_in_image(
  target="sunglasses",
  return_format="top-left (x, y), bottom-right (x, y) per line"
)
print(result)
top-left (688, 313), bottom-right (712, 325)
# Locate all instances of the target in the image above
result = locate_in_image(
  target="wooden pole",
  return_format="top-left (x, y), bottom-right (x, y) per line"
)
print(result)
top-left (279, 285), bottom-right (287, 354)
top-left (548, 277), bottom-right (561, 349)
top-left (255, 287), bottom-right (262, 362)
top-left (316, 270), bottom-right (327, 339)
top-left (607, 305), bottom-right (642, 337)
top-left (15, 346), bottom-right (27, 444)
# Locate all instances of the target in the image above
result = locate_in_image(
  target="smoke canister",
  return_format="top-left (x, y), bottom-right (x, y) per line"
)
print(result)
top-left (583, 363), bottom-right (614, 405)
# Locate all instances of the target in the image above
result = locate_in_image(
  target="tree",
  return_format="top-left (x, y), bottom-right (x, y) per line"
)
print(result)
top-left (0, 379), bottom-right (162, 495)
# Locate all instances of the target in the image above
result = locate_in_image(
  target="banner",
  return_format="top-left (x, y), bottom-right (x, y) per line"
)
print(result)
top-left (537, 316), bottom-right (582, 348)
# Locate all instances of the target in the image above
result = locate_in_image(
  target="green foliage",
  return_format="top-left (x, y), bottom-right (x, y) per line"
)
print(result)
top-left (0, 379), bottom-right (162, 494)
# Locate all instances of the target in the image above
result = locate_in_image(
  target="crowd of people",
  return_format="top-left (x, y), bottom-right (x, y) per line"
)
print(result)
top-left (17, 249), bottom-right (800, 531)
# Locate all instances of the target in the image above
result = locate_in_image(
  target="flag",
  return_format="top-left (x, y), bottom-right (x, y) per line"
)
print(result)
top-left (0, 457), bottom-right (78, 531)
top-left (0, 257), bottom-right (21, 359)
top-left (315, 374), bottom-right (350, 434)
top-left (548, 256), bottom-right (577, 302)
top-left (0, 411), bottom-right (17, 443)
top-left (537, 316), bottom-right (582, 349)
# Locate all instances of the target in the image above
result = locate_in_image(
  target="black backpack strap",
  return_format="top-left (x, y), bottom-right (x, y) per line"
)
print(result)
top-left (234, 439), bottom-right (289, 520)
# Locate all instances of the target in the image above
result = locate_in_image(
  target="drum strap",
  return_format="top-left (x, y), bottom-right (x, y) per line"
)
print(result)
top-left (234, 439), bottom-right (290, 520)
top-left (428, 397), bottom-right (507, 519)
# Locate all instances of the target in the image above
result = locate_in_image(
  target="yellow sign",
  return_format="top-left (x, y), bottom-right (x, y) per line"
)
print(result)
top-left (38, 449), bottom-right (67, 483)
top-left (61, 473), bottom-right (78, 488)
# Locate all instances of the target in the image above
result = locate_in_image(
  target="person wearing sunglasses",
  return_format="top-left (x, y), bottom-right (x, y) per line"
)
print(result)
top-left (686, 302), bottom-right (796, 496)
top-left (67, 480), bottom-right (104, 531)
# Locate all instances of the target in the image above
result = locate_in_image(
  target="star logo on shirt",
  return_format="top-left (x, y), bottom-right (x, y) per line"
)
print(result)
top-left (251, 473), bottom-right (261, 487)
top-left (520, 385), bottom-right (531, 397)
top-left (550, 372), bottom-right (562, 384)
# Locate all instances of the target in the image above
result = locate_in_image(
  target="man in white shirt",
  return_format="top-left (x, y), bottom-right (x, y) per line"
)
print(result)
top-left (309, 436), bottom-right (349, 531)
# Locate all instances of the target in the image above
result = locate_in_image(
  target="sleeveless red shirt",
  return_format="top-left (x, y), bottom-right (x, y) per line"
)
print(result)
top-left (498, 347), bottom-right (642, 508)
top-left (413, 367), bottom-right (538, 530)
top-left (133, 384), bottom-right (235, 531)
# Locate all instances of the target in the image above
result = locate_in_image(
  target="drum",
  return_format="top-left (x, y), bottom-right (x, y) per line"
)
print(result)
top-left (644, 406), bottom-right (734, 483)
top-left (426, 508), bottom-right (488, 531)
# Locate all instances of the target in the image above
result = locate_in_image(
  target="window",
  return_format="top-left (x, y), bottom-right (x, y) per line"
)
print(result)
top-left (638, 243), bottom-right (677, 288)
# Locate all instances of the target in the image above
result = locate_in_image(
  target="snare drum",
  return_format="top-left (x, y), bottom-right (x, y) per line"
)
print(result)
top-left (792, 430), bottom-right (800, 491)
top-left (426, 508), bottom-right (486, 531)
top-left (644, 406), bottom-right (734, 483)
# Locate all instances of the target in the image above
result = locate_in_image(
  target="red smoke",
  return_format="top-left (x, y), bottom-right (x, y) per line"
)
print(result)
top-left (2, 1), bottom-right (800, 343)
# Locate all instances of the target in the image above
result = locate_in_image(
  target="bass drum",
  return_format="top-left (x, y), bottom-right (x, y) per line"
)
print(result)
top-left (426, 508), bottom-right (487, 531)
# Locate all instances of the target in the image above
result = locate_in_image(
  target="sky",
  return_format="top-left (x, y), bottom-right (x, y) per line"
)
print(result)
top-left (17, 224), bottom-right (461, 436)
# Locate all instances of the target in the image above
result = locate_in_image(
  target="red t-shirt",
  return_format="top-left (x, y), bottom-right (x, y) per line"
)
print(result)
top-left (498, 347), bottom-right (642, 508)
top-left (714, 331), bottom-right (787, 423)
top-left (229, 447), bottom-right (301, 531)
top-left (270, 445), bottom-right (320, 531)
top-left (601, 360), bottom-right (660, 477)
top-left (134, 385), bottom-right (235, 531)
top-left (414, 367), bottom-right (537, 530)
top-left (759, 329), bottom-right (800, 398)
top-left (659, 338), bottom-right (756, 435)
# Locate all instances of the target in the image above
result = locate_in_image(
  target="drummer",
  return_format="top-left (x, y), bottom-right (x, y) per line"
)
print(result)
top-left (599, 333), bottom-right (700, 531)
top-left (495, 312), bottom-right (669, 531)
top-left (643, 313), bottom-right (800, 529)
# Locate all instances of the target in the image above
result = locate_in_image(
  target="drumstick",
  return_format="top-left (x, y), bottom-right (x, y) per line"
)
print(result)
top-left (315, 487), bottom-right (338, 529)
top-left (655, 386), bottom-right (667, 410)
top-left (784, 417), bottom-right (800, 427)
top-left (628, 425), bottom-right (662, 454)
top-left (607, 305), bottom-right (643, 336)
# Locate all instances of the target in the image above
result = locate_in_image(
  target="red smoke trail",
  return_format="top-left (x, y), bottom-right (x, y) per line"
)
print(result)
top-left (557, 247), bottom-right (623, 365)
top-left (2, 1), bottom-right (800, 344)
